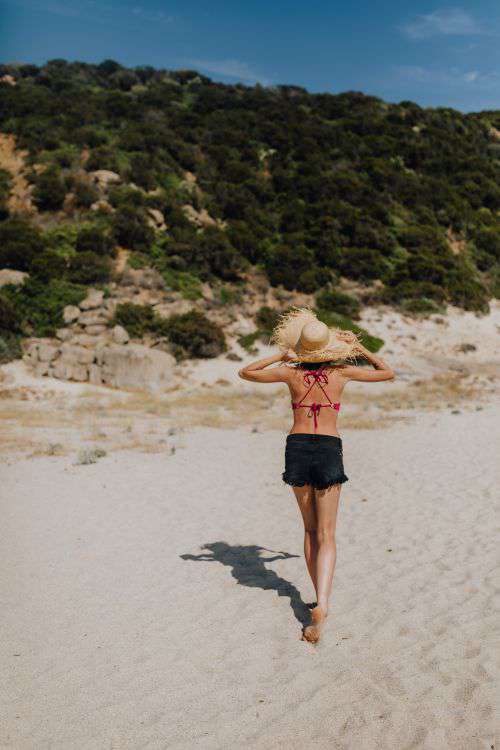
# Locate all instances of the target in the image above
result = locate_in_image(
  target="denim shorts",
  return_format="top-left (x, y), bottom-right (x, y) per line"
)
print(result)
top-left (282, 433), bottom-right (349, 491)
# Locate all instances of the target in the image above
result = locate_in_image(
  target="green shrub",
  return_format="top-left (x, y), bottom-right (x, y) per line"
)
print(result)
top-left (2, 278), bottom-right (86, 336)
top-left (111, 302), bottom-right (157, 337)
top-left (112, 205), bottom-right (154, 252)
top-left (0, 218), bottom-right (45, 270)
top-left (0, 333), bottom-right (22, 363)
top-left (0, 168), bottom-right (12, 220)
top-left (29, 250), bottom-right (68, 282)
top-left (75, 226), bottom-right (115, 256)
top-left (67, 252), bottom-right (112, 284)
top-left (315, 287), bottom-right (361, 319)
top-left (161, 310), bottom-right (226, 359)
top-left (73, 179), bottom-right (99, 209)
top-left (33, 165), bottom-right (66, 211)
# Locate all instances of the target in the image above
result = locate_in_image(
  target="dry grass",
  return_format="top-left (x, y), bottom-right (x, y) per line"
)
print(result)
top-left (0, 369), bottom-right (494, 456)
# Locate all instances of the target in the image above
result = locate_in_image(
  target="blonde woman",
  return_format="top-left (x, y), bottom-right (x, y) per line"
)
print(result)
top-left (238, 308), bottom-right (395, 643)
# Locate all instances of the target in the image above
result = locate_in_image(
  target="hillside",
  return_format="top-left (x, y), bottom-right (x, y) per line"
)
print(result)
top-left (0, 58), bottom-right (499, 365)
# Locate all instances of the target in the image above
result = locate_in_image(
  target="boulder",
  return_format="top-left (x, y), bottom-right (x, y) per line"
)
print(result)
top-left (60, 343), bottom-right (95, 365)
top-left (34, 362), bottom-right (49, 377)
top-left (85, 325), bottom-right (107, 336)
top-left (38, 344), bottom-right (59, 362)
top-left (78, 310), bottom-right (108, 326)
top-left (88, 364), bottom-right (103, 385)
top-left (55, 328), bottom-right (73, 341)
top-left (80, 289), bottom-right (105, 310)
top-left (90, 170), bottom-right (121, 189)
top-left (112, 325), bottom-right (129, 345)
top-left (0, 269), bottom-right (29, 288)
top-left (63, 305), bottom-right (81, 324)
top-left (100, 343), bottom-right (176, 391)
top-left (146, 207), bottom-right (167, 230)
top-left (90, 199), bottom-right (114, 213)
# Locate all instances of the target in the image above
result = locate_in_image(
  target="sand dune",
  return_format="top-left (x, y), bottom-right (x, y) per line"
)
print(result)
top-left (1, 404), bottom-right (498, 749)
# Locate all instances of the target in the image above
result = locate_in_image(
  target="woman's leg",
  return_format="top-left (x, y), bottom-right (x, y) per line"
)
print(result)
top-left (302, 483), bottom-right (341, 643)
top-left (292, 485), bottom-right (318, 598)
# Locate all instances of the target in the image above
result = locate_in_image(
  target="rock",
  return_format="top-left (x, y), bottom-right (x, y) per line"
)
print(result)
top-left (90, 170), bottom-right (121, 189)
top-left (80, 289), bottom-right (104, 310)
top-left (181, 204), bottom-right (217, 228)
top-left (90, 199), bottom-right (114, 213)
top-left (71, 334), bottom-right (102, 348)
top-left (226, 352), bottom-right (243, 361)
top-left (55, 328), bottom-right (73, 341)
top-left (63, 305), bottom-right (81, 324)
top-left (35, 362), bottom-right (49, 377)
top-left (88, 364), bottom-right (103, 385)
top-left (119, 267), bottom-right (166, 290)
top-left (71, 364), bottom-right (89, 382)
top-left (112, 325), bottom-right (129, 344)
top-left (0, 269), bottom-right (29, 288)
top-left (38, 344), bottom-right (59, 362)
top-left (78, 310), bottom-right (108, 326)
top-left (52, 361), bottom-right (73, 380)
top-left (85, 325), bottom-right (107, 336)
top-left (100, 344), bottom-right (176, 391)
top-left (60, 343), bottom-right (95, 365)
top-left (146, 208), bottom-right (166, 230)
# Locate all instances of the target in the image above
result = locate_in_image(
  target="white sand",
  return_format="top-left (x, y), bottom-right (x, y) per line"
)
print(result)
top-left (1, 404), bottom-right (498, 749)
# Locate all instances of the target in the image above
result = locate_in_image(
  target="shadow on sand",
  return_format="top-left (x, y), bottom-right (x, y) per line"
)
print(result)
top-left (181, 542), bottom-right (313, 626)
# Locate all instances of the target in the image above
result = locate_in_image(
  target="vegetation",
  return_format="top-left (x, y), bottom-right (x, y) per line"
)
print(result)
top-left (111, 302), bottom-right (226, 359)
top-left (0, 59), bottom-right (498, 363)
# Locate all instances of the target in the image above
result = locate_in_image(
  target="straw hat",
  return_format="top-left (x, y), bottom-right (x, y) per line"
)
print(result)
top-left (270, 306), bottom-right (360, 363)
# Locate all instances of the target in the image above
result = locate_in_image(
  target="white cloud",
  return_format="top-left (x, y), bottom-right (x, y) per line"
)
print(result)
top-left (180, 58), bottom-right (272, 85)
top-left (395, 65), bottom-right (500, 88)
top-left (400, 8), bottom-right (488, 39)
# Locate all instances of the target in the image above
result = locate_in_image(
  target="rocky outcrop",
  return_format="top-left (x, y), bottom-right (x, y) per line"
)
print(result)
top-left (22, 287), bottom-right (176, 391)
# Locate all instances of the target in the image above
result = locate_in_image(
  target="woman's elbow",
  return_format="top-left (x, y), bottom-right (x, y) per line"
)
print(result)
top-left (385, 369), bottom-right (395, 381)
top-left (238, 368), bottom-right (249, 380)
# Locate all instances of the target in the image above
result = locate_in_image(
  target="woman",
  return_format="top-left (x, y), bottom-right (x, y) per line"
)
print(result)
top-left (238, 308), bottom-right (395, 643)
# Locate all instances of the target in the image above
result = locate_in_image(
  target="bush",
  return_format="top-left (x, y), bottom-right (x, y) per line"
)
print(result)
top-left (2, 278), bottom-right (86, 336)
top-left (73, 180), bottom-right (99, 209)
top-left (162, 310), bottom-right (227, 359)
top-left (112, 205), bottom-right (155, 252)
top-left (75, 226), bottom-right (115, 255)
top-left (0, 218), bottom-right (45, 270)
top-left (67, 252), bottom-right (112, 284)
top-left (33, 165), bottom-right (66, 211)
top-left (111, 302), bottom-right (157, 337)
top-left (29, 250), bottom-right (68, 282)
top-left (315, 287), bottom-right (361, 319)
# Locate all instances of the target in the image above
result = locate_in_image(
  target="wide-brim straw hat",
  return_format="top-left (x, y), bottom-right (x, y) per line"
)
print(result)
top-left (270, 306), bottom-right (360, 363)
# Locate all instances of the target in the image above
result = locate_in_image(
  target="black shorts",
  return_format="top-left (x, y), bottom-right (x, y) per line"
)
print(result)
top-left (282, 433), bottom-right (349, 491)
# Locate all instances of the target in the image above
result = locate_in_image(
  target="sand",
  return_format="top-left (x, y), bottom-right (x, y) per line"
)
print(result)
top-left (1, 403), bottom-right (498, 749)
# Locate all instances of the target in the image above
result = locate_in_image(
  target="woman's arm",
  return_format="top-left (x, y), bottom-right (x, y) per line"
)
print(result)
top-left (238, 350), bottom-right (294, 383)
top-left (336, 332), bottom-right (395, 382)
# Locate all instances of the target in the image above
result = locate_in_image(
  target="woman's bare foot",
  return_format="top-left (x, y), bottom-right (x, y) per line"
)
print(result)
top-left (302, 605), bottom-right (328, 643)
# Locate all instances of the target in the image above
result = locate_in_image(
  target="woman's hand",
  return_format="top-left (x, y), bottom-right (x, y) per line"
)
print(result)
top-left (280, 348), bottom-right (297, 362)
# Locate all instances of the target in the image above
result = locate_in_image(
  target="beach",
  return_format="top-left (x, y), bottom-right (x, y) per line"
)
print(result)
top-left (1, 390), bottom-right (498, 748)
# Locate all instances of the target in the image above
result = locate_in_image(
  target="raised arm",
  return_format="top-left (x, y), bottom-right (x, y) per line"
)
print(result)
top-left (336, 334), bottom-right (395, 382)
top-left (238, 349), bottom-right (295, 383)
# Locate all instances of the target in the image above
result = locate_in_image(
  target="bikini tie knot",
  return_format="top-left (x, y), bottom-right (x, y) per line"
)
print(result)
top-left (303, 370), bottom-right (328, 385)
top-left (306, 402), bottom-right (322, 429)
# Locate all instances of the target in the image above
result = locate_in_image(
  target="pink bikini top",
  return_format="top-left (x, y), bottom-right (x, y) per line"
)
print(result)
top-left (291, 367), bottom-right (341, 432)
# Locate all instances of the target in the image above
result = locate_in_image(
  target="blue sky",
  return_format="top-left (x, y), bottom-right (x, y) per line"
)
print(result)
top-left (1, 1), bottom-right (499, 112)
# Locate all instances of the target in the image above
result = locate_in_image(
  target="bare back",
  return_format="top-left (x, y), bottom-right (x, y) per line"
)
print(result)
top-left (286, 364), bottom-right (348, 437)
